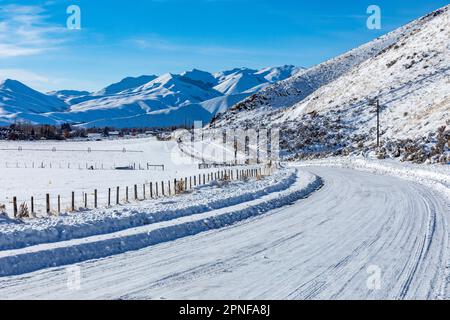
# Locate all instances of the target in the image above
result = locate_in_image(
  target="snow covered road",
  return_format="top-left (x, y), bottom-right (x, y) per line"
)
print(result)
top-left (0, 166), bottom-right (448, 300)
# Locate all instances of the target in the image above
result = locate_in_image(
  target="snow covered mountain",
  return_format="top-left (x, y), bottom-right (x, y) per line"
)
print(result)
top-left (95, 75), bottom-right (158, 96)
top-left (0, 80), bottom-right (68, 126)
top-left (47, 90), bottom-right (91, 105)
top-left (0, 66), bottom-right (300, 128)
top-left (213, 5), bottom-right (449, 164)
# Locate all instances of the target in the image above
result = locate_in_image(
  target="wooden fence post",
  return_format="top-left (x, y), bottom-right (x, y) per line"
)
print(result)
top-left (31, 196), bottom-right (34, 215)
top-left (94, 189), bottom-right (98, 208)
top-left (108, 188), bottom-right (111, 207)
top-left (185, 178), bottom-right (188, 190)
top-left (194, 176), bottom-right (197, 186)
top-left (72, 192), bottom-right (75, 211)
top-left (13, 197), bottom-right (17, 218)
top-left (58, 195), bottom-right (61, 213)
top-left (126, 187), bottom-right (129, 202)
top-left (162, 181), bottom-right (165, 196)
top-left (156, 182), bottom-right (159, 197)
top-left (134, 184), bottom-right (138, 200)
top-left (143, 184), bottom-right (146, 200)
top-left (46, 194), bottom-right (50, 214)
top-left (116, 187), bottom-right (120, 205)
top-left (84, 193), bottom-right (87, 208)
top-left (150, 182), bottom-right (153, 198)
top-left (174, 179), bottom-right (177, 194)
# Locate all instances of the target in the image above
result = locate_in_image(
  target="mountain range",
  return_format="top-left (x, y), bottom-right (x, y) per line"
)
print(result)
top-left (0, 65), bottom-right (302, 128)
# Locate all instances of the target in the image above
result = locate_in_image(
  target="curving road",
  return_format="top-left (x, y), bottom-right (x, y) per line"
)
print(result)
top-left (0, 167), bottom-right (448, 299)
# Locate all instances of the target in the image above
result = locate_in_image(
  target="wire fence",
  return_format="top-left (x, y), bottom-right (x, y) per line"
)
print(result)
top-left (0, 147), bottom-right (143, 153)
top-left (1, 161), bottom-right (165, 171)
top-left (2, 165), bottom-right (274, 219)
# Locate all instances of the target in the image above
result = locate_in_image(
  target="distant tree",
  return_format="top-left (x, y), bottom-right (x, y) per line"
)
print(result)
top-left (61, 123), bottom-right (72, 131)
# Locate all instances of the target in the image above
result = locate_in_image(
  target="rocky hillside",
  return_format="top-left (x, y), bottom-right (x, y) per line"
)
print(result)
top-left (212, 5), bottom-right (450, 164)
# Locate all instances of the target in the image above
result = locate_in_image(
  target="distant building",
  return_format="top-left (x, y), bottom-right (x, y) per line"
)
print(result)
top-left (87, 133), bottom-right (102, 140)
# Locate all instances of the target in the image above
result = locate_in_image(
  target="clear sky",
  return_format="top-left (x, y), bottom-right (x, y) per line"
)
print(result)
top-left (0, 0), bottom-right (448, 92)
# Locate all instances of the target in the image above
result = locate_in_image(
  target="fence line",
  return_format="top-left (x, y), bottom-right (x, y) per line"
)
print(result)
top-left (3, 165), bottom-right (275, 219)
top-left (1, 161), bottom-right (165, 171)
top-left (0, 147), bottom-right (143, 153)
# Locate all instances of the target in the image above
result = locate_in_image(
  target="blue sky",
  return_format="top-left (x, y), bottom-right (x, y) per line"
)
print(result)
top-left (0, 0), bottom-right (448, 92)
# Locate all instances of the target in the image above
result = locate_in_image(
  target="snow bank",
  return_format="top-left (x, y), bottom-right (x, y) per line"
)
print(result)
top-left (0, 170), bottom-right (322, 276)
top-left (0, 169), bottom-right (294, 251)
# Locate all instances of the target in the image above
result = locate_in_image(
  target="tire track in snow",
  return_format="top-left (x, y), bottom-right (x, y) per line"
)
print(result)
top-left (0, 166), bottom-right (447, 299)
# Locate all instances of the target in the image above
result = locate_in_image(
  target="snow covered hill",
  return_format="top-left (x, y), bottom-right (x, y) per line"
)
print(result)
top-left (0, 66), bottom-right (300, 129)
top-left (94, 75), bottom-right (158, 96)
top-left (213, 5), bottom-right (450, 164)
top-left (0, 80), bottom-right (69, 126)
top-left (47, 90), bottom-right (91, 105)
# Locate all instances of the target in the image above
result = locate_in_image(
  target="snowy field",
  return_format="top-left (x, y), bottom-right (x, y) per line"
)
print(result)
top-left (0, 137), bottom-right (204, 215)
top-left (0, 135), bottom-right (448, 300)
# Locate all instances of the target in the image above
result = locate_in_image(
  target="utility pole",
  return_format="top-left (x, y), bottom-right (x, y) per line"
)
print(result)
top-left (370, 98), bottom-right (381, 149)
top-left (376, 99), bottom-right (380, 149)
